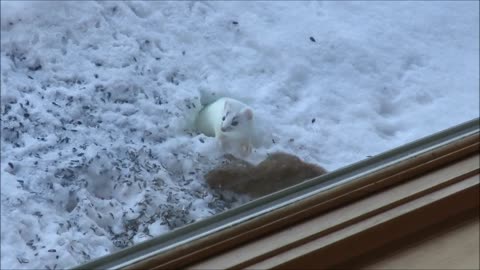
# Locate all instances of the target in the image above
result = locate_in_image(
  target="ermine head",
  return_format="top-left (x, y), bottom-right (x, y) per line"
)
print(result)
top-left (221, 101), bottom-right (253, 133)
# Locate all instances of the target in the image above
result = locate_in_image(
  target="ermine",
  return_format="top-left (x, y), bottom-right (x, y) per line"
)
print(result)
top-left (195, 97), bottom-right (254, 156)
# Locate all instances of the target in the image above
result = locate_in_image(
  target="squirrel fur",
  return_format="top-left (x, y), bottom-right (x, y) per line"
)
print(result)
top-left (205, 152), bottom-right (327, 199)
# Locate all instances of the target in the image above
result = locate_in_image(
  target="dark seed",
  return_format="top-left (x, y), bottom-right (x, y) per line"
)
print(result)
top-left (309, 36), bottom-right (316, 42)
top-left (17, 257), bottom-right (29, 264)
top-left (289, 138), bottom-right (294, 142)
top-left (232, 21), bottom-right (238, 25)
top-left (28, 64), bottom-right (42, 71)
top-left (311, 118), bottom-right (316, 123)
top-left (48, 249), bottom-right (56, 252)
top-left (8, 162), bottom-right (14, 169)
top-left (199, 138), bottom-right (204, 143)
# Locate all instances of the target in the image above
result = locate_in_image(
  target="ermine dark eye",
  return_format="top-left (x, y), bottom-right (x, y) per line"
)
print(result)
top-left (222, 116), bottom-right (226, 121)
top-left (231, 121), bottom-right (238, 126)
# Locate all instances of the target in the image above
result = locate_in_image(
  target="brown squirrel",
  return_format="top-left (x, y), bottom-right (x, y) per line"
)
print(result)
top-left (205, 152), bottom-right (327, 199)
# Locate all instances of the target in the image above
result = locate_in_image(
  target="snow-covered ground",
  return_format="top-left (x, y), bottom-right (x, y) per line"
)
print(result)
top-left (1, 1), bottom-right (478, 269)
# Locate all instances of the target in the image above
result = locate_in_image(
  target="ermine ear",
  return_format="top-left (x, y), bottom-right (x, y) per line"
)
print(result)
top-left (224, 100), bottom-right (230, 111)
top-left (243, 108), bottom-right (253, 120)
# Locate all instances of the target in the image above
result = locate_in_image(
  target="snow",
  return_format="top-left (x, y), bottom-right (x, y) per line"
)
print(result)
top-left (1, 1), bottom-right (478, 269)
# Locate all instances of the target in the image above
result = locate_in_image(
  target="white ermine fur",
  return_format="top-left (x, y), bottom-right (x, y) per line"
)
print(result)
top-left (195, 97), bottom-right (254, 157)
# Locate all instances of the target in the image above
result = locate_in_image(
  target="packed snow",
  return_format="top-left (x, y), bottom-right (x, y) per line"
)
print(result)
top-left (1, 1), bottom-right (478, 269)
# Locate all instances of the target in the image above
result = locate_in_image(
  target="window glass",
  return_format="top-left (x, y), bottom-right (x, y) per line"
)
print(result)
top-left (1, 1), bottom-right (478, 269)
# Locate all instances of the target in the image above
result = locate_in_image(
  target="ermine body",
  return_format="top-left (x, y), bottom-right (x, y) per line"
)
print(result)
top-left (195, 97), bottom-right (254, 156)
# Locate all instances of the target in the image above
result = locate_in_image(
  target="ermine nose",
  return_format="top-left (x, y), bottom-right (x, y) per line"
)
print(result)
top-left (221, 127), bottom-right (227, 132)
